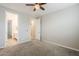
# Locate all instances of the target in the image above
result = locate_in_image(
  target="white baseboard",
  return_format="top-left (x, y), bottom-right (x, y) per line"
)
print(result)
top-left (43, 40), bottom-right (79, 52)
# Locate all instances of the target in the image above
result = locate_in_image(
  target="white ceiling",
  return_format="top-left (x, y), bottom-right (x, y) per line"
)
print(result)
top-left (0, 3), bottom-right (76, 17)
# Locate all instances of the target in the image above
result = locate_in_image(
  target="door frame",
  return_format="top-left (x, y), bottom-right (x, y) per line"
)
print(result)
top-left (5, 11), bottom-right (19, 47)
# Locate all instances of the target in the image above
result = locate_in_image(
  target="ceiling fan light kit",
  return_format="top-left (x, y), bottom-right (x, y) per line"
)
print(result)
top-left (25, 3), bottom-right (46, 11)
top-left (35, 4), bottom-right (40, 9)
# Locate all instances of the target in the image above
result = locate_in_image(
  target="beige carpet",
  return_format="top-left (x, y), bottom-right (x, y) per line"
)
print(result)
top-left (5, 38), bottom-right (17, 47)
top-left (0, 40), bottom-right (79, 56)
top-left (0, 40), bottom-right (53, 56)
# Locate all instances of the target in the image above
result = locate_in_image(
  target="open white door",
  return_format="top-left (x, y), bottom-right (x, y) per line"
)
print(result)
top-left (30, 18), bottom-right (40, 40)
top-left (35, 18), bottom-right (40, 40)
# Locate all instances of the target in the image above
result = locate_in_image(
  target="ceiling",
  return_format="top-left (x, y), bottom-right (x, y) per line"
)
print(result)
top-left (0, 3), bottom-right (76, 17)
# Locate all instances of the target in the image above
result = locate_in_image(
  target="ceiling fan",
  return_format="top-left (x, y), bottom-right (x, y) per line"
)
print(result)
top-left (25, 3), bottom-right (46, 11)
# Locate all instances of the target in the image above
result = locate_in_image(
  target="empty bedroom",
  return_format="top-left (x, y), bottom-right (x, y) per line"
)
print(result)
top-left (0, 3), bottom-right (79, 56)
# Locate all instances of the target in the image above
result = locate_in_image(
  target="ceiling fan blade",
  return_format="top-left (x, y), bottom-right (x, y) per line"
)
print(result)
top-left (40, 6), bottom-right (45, 10)
top-left (33, 8), bottom-right (36, 11)
top-left (39, 3), bottom-right (46, 5)
top-left (25, 4), bottom-right (34, 6)
top-left (35, 3), bottom-right (39, 4)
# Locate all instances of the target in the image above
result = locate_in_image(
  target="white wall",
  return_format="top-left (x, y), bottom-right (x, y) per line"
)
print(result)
top-left (41, 4), bottom-right (79, 50)
top-left (0, 6), bottom-right (5, 48)
top-left (18, 13), bottom-right (30, 43)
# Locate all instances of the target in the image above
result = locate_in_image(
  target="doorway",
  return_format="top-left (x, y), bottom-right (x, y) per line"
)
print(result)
top-left (30, 18), bottom-right (40, 40)
top-left (5, 11), bottom-right (18, 47)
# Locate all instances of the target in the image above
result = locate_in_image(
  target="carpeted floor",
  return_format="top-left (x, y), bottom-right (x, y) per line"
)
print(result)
top-left (0, 40), bottom-right (79, 56)
top-left (5, 38), bottom-right (17, 47)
